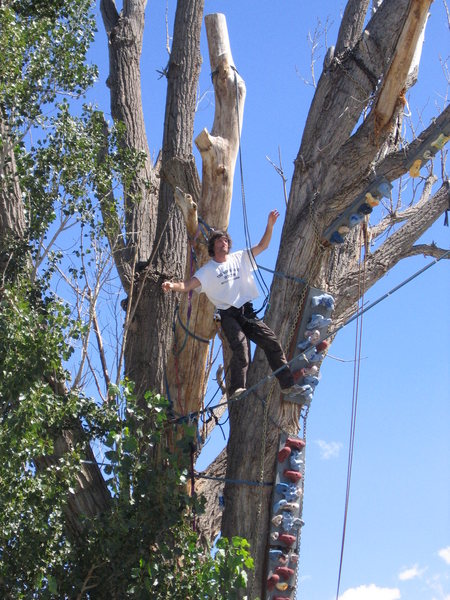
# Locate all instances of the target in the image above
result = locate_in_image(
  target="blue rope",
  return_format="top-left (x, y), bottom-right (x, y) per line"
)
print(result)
top-left (256, 263), bottom-right (308, 286)
top-left (175, 304), bottom-right (210, 344)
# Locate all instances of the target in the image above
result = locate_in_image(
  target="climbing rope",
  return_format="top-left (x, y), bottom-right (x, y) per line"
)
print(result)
top-left (232, 67), bottom-right (271, 311)
top-left (336, 233), bottom-right (366, 600)
top-left (173, 303), bottom-right (210, 345)
top-left (257, 263), bottom-right (308, 286)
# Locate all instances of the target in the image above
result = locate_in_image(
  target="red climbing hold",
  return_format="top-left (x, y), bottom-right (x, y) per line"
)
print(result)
top-left (278, 533), bottom-right (296, 547)
top-left (275, 566), bottom-right (295, 580)
top-left (278, 446), bottom-right (292, 462)
top-left (283, 469), bottom-right (302, 483)
top-left (316, 340), bottom-right (329, 352)
top-left (267, 573), bottom-right (280, 591)
top-left (286, 437), bottom-right (306, 451)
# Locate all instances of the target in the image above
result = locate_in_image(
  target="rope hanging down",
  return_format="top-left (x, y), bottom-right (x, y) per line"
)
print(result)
top-left (336, 235), bottom-right (366, 600)
top-left (232, 67), bottom-right (270, 312)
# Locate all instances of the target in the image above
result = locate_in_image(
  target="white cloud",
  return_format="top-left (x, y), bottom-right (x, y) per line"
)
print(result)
top-left (339, 583), bottom-right (401, 600)
top-left (426, 572), bottom-right (450, 600)
top-left (438, 546), bottom-right (450, 565)
top-left (315, 439), bottom-right (342, 460)
top-left (398, 564), bottom-right (425, 581)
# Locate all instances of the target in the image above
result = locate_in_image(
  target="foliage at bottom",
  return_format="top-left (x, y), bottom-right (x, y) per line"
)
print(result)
top-left (0, 280), bottom-right (254, 598)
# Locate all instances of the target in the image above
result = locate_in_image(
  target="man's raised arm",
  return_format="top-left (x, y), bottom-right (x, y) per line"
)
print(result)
top-left (251, 209), bottom-right (280, 257)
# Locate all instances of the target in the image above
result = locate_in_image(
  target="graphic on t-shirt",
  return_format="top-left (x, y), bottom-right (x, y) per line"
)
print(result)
top-left (194, 250), bottom-right (259, 309)
top-left (218, 263), bottom-right (240, 283)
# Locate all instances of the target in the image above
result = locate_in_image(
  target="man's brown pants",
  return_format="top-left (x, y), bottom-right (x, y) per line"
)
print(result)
top-left (218, 303), bottom-right (294, 396)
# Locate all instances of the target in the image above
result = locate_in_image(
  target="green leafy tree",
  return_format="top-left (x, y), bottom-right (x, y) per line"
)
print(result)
top-left (0, 1), bottom-right (253, 598)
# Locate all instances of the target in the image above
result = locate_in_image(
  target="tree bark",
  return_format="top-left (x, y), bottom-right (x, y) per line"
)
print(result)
top-left (0, 116), bottom-right (26, 278)
top-left (100, 0), bottom-right (205, 399)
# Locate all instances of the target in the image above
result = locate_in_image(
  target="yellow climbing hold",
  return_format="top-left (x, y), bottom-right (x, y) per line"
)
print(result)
top-left (409, 158), bottom-right (422, 178)
top-left (430, 133), bottom-right (450, 150)
top-left (276, 582), bottom-right (289, 591)
top-left (365, 192), bottom-right (380, 207)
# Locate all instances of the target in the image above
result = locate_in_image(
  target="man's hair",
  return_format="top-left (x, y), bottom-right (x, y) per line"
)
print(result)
top-left (208, 230), bottom-right (232, 257)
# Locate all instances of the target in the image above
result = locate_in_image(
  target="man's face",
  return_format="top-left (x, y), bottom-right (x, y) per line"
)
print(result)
top-left (213, 235), bottom-right (229, 256)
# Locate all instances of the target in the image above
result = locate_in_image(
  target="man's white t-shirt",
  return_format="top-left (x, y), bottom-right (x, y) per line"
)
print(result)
top-left (194, 250), bottom-right (259, 310)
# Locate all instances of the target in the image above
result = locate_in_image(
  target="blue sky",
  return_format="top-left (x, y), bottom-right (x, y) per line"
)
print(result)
top-left (86, 1), bottom-right (449, 598)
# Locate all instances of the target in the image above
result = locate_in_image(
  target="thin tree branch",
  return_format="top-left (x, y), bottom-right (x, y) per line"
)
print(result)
top-left (92, 310), bottom-right (111, 394)
top-left (334, 181), bottom-right (449, 321)
top-left (265, 148), bottom-right (288, 207)
top-left (403, 243), bottom-right (450, 259)
top-left (370, 173), bottom-right (437, 240)
top-left (99, 0), bottom-right (119, 34)
top-left (96, 114), bottom-right (132, 292)
top-left (335, 0), bottom-right (371, 54)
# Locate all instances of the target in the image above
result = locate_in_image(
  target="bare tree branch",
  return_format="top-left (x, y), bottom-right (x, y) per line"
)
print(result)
top-left (403, 243), bottom-right (450, 259)
top-left (335, 0), bottom-right (371, 54)
top-left (95, 114), bottom-right (133, 291)
top-left (370, 173), bottom-right (437, 240)
top-left (334, 180), bottom-right (449, 320)
top-left (377, 103), bottom-right (450, 181)
top-left (298, 0), bottom-right (410, 169)
top-left (265, 148), bottom-right (288, 207)
top-left (99, 0), bottom-right (119, 34)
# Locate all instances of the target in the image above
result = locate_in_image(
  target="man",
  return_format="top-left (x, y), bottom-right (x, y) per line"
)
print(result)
top-left (162, 210), bottom-right (301, 399)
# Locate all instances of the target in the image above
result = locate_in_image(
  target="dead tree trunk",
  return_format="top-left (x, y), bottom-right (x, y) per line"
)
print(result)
top-left (164, 13), bottom-right (246, 421)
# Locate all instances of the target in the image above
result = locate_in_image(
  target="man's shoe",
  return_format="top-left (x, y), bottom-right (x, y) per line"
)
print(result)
top-left (229, 388), bottom-right (246, 400)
